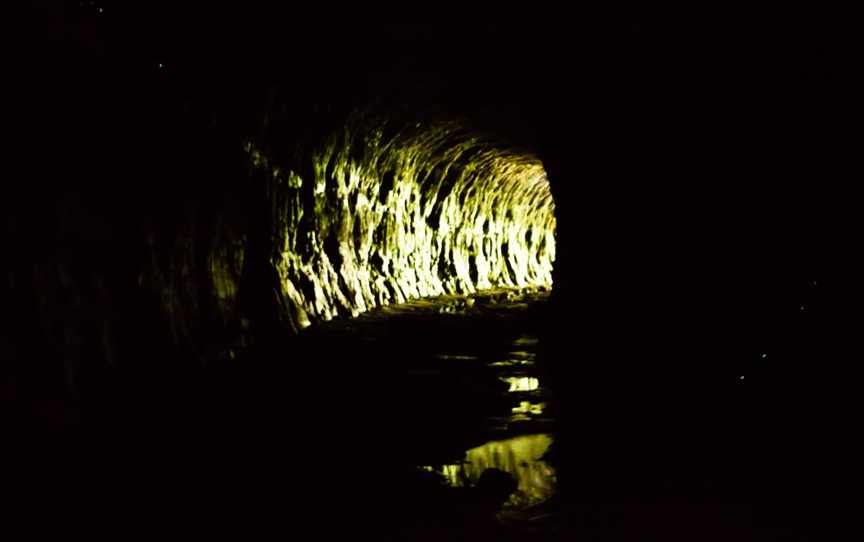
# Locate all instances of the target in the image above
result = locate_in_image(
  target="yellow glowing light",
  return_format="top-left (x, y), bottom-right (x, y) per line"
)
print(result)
top-left (511, 401), bottom-right (546, 415)
top-left (422, 434), bottom-right (556, 508)
top-left (437, 354), bottom-right (479, 361)
top-left (501, 376), bottom-right (539, 392)
top-left (489, 359), bottom-right (533, 367)
top-left (512, 335), bottom-right (539, 347)
top-left (244, 112), bottom-right (556, 330)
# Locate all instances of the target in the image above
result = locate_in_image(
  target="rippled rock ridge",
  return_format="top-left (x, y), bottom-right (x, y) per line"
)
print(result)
top-left (248, 112), bottom-right (555, 330)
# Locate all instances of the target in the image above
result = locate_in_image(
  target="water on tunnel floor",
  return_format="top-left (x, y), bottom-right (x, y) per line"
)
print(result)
top-left (298, 287), bottom-right (558, 524)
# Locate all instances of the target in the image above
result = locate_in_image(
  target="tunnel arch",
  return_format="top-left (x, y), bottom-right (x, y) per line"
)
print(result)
top-left (247, 110), bottom-right (556, 330)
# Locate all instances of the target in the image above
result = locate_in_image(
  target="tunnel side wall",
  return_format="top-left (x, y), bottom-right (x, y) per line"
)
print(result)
top-left (254, 113), bottom-right (555, 329)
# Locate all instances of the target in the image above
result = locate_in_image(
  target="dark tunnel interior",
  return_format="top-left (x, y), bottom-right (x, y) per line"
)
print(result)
top-left (5, 4), bottom-right (858, 539)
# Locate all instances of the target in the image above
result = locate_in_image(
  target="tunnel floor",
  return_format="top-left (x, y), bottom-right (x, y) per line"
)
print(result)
top-left (284, 289), bottom-right (797, 540)
top-left (247, 289), bottom-right (773, 539)
top-left (293, 287), bottom-right (560, 536)
top-left (12, 287), bottom-right (802, 539)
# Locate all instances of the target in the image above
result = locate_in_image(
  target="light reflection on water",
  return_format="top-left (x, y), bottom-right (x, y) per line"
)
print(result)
top-left (324, 291), bottom-right (555, 514)
top-left (436, 354), bottom-right (480, 361)
top-left (501, 376), bottom-right (540, 392)
top-left (422, 434), bottom-right (556, 508)
top-left (419, 330), bottom-right (556, 509)
top-left (512, 401), bottom-right (546, 415)
top-left (513, 335), bottom-right (540, 347)
top-left (488, 359), bottom-right (533, 367)
top-left (488, 350), bottom-right (536, 367)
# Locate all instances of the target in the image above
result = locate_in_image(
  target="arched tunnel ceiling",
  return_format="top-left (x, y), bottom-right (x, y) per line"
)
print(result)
top-left (246, 111), bottom-right (556, 329)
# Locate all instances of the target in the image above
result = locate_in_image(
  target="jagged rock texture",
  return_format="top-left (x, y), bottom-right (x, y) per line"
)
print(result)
top-left (250, 113), bottom-right (556, 329)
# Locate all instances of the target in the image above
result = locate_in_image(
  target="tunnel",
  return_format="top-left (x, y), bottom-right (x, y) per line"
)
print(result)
top-left (245, 111), bottom-right (555, 329)
top-left (6, 8), bottom-right (853, 539)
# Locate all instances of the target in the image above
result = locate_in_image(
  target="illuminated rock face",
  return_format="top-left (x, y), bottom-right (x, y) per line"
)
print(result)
top-left (250, 112), bottom-right (556, 330)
